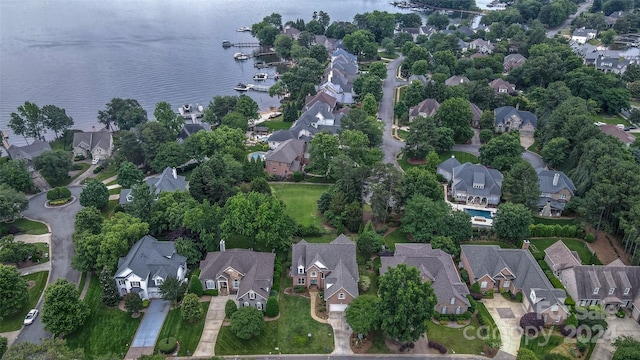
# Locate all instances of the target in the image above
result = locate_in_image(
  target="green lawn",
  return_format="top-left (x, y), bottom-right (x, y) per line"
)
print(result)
top-left (529, 238), bottom-right (601, 265)
top-left (590, 114), bottom-right (631, 127)
top-left (262, 120), bottom-right (292, 131)
top-left (383, 229), bottom-right (410, 250)
top-left (0, 271), bottom-right (48, 332)
top-left (33, 242), bottom-right (49, 261)
top-left (156, 302), bottom-right (210, 356)
top-left (93, 165), bottom-right (118, 182)
top-left (426, 317), bottom-right (486, 354)
top-left (66, 275), bottom-right (141, 359)
top-left (301, 234), bottom-right (338, 243)
top-left (439, 151), bottom-right (479, 164)
top-left (519, 333), bottom-right (564, 358)
top-left (0, 218), bottom-right (49, 235)
top-left (108, 187), bottom-right (121, 195)
top-left (398, 130), bottom-right (408, 140)
top-left (271, 183), bottom-right (331, 228)
top-left (100, 200), bottom-right (118, 219)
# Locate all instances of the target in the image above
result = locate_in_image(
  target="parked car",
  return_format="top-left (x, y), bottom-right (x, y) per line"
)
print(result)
top-left (91, 158), bottom-right (99, 165)
top-left (24, 309), bottom-right (38, 325)
top-left (630, 125), bottom-right (638, 130)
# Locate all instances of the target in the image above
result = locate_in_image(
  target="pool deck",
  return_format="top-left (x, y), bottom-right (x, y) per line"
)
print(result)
top-left (442, 185), bottom-right (496, 227)
top-left (247, 151), bottom-right (266, 161)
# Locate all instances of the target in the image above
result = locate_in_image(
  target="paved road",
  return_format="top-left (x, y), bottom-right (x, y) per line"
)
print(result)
top-left (453, 144), bottom-right (545, 169)
top-left (546, 0), bottom-right (594, 38)
top-left (15, 186), bottom-right (84, 344)
top-left (189, 353), bottom-right (515, 360)
top-left (380, 56), bottom-right (407, 168)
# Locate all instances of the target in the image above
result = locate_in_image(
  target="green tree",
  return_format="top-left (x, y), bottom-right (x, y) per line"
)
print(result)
top-left (428, 12), bottom-right (450, 30)
top-left (0, 159), bottom-right (35, 193)
top-left (175, 237), bottom-right (201, 267)
top-left (436, 98), bottom-right (474, 143)
top-left (181, 293), bottom-right (204, 323)
top-left (154, 101), bottom-right (183, 136)
top-left (99, 267), bottom-right (120, 307)
top-left (80, 179), bottom-right (109, 209)
top-left (378, 264), bottom-right (436, 342)
top-left (401, 196), bottom-right (452, 242)
top-left (397, 167), bottom-right (441, 208)
top-left (203, 95), bottom-right (238, 124)
top-left (345, 294), bottom-right (380, 335)
top-left (0, 336), bottom-right (6, 359)
top-left (265, 296), bottom-right (279, 317)
top-left (235, 95), bottom-right (259, 121)
top-left (150, 142), bottom-right (187, 173)
top-left (309, 132), bottom-right (340, 177)
top-left (74, 206), bottom-right (103, 234)
top-left (9, 101), bottom-right (45, 144)
top-left (117, 161), bottom-right (144, 189)
top-left (33, 150), bottom-right (72, 184)
top-left (0, 184), bottom-right (28, 222)
top-left (188, 274), bottom-right (204, 296)
top-left (368, 62), bottom-right (388, 79)
top-left (357, 221), bottom-right (383, 259)
top-left (188, 154), bottom-right (242, 205)
top-left (431, 235), bottom-right (458, 255)
top-left (41, 279), bottom-right (89, 337)
top-left (411, 59), bottom-right (429, 76)
top-left (127, 182), bottom-right (155, 223)
top-left (0, 264), bottom-right (28, 319)
top-left (361, 93), bottom-right (378, 117)
top-left (115, 130), bottom-right (145, 165)
top-left (97, 98), bottom-right (148, 131)
top-left (613, 336), bottom-right (640, 360)
top-left (340, 108), bottom-right (383, 147)
top-left (493, 202), bottom-right (533, 242)
top-left (123, 292), bottom-right (143, 316)
top-left (139, 122), bottom-right (173, 165)
top-left (274, 34), bottom-right (294, 59)
top-left (0, 236), bottom-right (37, 265)
top-left (2, 339), bottom-right (85, 360)
top-left (221, 112), bottom-right (247, 130)
top-left (225, 299), bottom-right (238, 318)
top-left (230, 306), bottom-right (265, 339)
top-left (517, 348), bottom-right (539, 360)
top-left (479, 134), bottom-right (523, 171)
top-left (405, 116), bottom-right (437, 160)
top-left (94, 212), bottom-right (149, 272)
top-left (502, 160), bottom-right (539, 209)
top-left (159, 276), bottom-right (187, 306)
top-left (41, 104), bottom-right (74, 139)
top-left (355, 74), bottom-right (383, 101)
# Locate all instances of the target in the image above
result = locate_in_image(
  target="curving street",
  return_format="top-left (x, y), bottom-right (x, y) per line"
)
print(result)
top-left (15, 186), bottom-right (84, 344)
top-left (380, 56), bottom-right (407, 168)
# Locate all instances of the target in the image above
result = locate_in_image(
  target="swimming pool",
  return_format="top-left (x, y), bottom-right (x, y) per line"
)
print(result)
top-left (464, 209), bottom-right (493, 219)
top-left (247, 151), bottom-right (266, 161)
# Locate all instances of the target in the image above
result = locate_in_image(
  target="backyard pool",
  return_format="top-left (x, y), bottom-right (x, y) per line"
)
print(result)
top-left (464, 208), bottom-right (493, 219)
top-left (247, 151), bottom-right (266, 161)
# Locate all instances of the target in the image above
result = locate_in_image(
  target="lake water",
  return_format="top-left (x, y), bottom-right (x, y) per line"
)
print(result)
top-left (0, 0), bottom-right (486, 146)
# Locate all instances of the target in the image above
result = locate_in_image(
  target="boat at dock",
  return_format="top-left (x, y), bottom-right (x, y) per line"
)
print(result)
top-left (178, 104), bottom-right (204, 119)
top-left (236, 26), bottom-right (251, 32)
top-left (222, 40), bottom-right (232, 47)
top-left (253, 73), bottom-right (268, 81)
top-left (234, 83), bottom-right (251, 91)
top-left (234, 52), bottom-right (249, 60)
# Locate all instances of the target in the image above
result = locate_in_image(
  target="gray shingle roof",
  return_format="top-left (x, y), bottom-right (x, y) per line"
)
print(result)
top-left (380, 244), bottom-right (470, 307)
top-left (268, 101), bottom-right (343, 144)
top-left (436, 157), bottom-right (461, 181)
top-left (536, 169), bottom-right (576, 195)
top-left (452, 163), bottom-right (503, 197)
top-left (177, 123), bottom-right (209, 141)
top-left (265, 139), bottom-right (305, 165)
top-left (562, 265), bottom-right (640, 305)
top-left (544, 240), bottom-right (581, 271)
top-left (7, 140), bottom-right (52, 161)
top-left (119, 167), bottom-right (187, 204)
top-left (409, 98), bottom-right (440, 118)
top-left (495, 106), bottom-right (538, 129)
top-left (116, 235), bottom-right (186, 282)
top-left (199, 249), bottom-right (275, 301)
top-left (445, 76), bottom-right (470, 86)
top-left (332, 49), bottom-right (357, 62)
top-left (73, 131), bottom-right (112, 153)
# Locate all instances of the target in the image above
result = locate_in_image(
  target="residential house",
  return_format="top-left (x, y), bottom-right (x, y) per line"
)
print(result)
top-left (598, 124), bottom-right (636, 146)
top-left (114, 235), bottom-right (187, 299)
top-left (284, 25), bottom-right (301, 40)
top-left (461, 244), bottom-right (569, 325)
top-left (176, 123), bottom-right (210, 143)
top-left (470, 52), bottom-right (488, 59)
top-left (437, 158), bottom-right (504, 206)
top-left (445, 75), bottom-right (470, 87)
top-left (409, 98), bottom-right (440, 121)
top-left (606, 11), bottom-right (625, 27)
top-left (503, 54), bottom-right (527, 73)
top-left (456, 25), bottom-right (475, 38)
top-left (119, 167), bottom-right (188, 205)
top-left (469, 102), bottom-right (483, 128)
top-left (398, 27), bottom-right (421, 41)
top-left (544, 241), bottom-right (582, 278)
top-left (267, 100), bottom-right (344, 149)
top-left (458, 39), bottom-right (469, 52)
top-left (469, 39), bottom-right (494, 54)
top-left (199, 243), bottom-right (275, 310)
top-left (420, 25), bottom-right (438, 38)
top-left (489, 78), bottom-right (516, 95)
top-left (305, 92), bottom-right (338, 111)
top-left (72, 130), bottom-right (113, 161)
top-left (494, 106), bottom-right (537, 136)
top-left (6, 140), bottom-right (51, 171)
top-left (571, 28), bottom-right (598, 44)
top-left (291, 234), bottom-right (358, 312)
top-left (264, 139), bottom-right (306, 179)
top-left (537, 169), bottom-right (576, 217)
top-left (380, 244), bottom-right (470, 315)
top-left (595, 56), bottom-right (630, 74)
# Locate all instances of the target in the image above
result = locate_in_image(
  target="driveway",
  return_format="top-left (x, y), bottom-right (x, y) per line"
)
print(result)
top-left (193, 295), bottom-right (230, 357)
top-left (328, 311), bottom-right (354, 355)
top-left (482, 297), bottom-right (527, 356)
top-left (380, 56), bottom-right (407, 168)
top-left (591, 314), bottom-right (640, 360)
top-left (125, 299), bottom-right (171, 359)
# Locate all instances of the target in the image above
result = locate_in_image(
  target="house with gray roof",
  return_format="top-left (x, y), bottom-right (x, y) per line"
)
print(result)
top-left (438, 159), bottom-right (504, 206)
top-left (115, 235), bottom-right (187, 299)
top-left (267, 101), bottom-right (344, 150)
top-left (177, 123), bottom-right (210, 143)
top-left (409, 98), bottom-right (440, 121)
top-left (6, 140), bottom-right (52, 170)
top-left (494, 106), bottom-right (537, 136)
top-left (381, 244), bottom-right (470, 315)
top-left (469, 102), bottom-right (483, 128)
top-left (469, 39), bottom-right (494, 54)
top-left (595, 56), bottom-right (631, 74)
top-left (119, 167), bottom-right (188, 205)
top-left (264, 139), bottom-right (306, 179)
top-left (305, 92), bottom-right (338, 111)
top-left (199, 244), bottom-right (274, 310)
top-left (284, 25), bottom-right (301, 40)
top-left (571, 28), bottom-right (598, 44)
top-left (503, 54), bottom-right (527, 73)
top-left (544, 241), bottom-right (582, 277)
top-left (331, 49), bottom-right (357, 63)
top-left (461, 244), bottom-right (569, 325)
top-left (536, 169), bottom-right (576, 216)
top-left (445, 75), bottom-right (470, 86)
top-left (291, 234), bottom-right (358, 312)
top-left (72, 130), bottom-right (113, 161)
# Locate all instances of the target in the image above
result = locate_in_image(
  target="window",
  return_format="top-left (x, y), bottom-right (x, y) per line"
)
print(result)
top-left (233, 280), bottom-right (239, 289)
top-left (321, 273), bottom-right (325, 279)
top-left (560, 194), bottom-right (567, 200)
top-left (249, 291), bottom-right (256, 300)
top-left (131, 281), bottom-right (140, 287)
top-left (272, 168), bottom-right (276, 173)
top-left (297, 266), bottom-right (304, 275)
top-left (625, 288), bottom-right (630, 295)
top-left (503, 281), bottom-right (511, 288)
top-left (155, 279), bottom-right (164, 286)
top-left (338, 293), bottom-right (345, 300)
top-left (206, 280), bottom-right (215, 289)
top-left (244, 302), bottom-right (249, 307)
top-left (441, 307), bottom-right (447, 314)
top-left (117, 280), bottom-right (125, 286)
top-left (297, 278), bottom-right (305, 285)
top-left (456, 307), bottom-right (461, 314)
top-left (551, 305), bottom-right (558, 311)
top-left (480, 281), bottom-right (488, 289)
top-left (311, 271), bottom-right (317, 278)
top-left (450, 297), bottom-right (455, 305)
top-left (594, 287), bottom-right (599, 295)
top-left (257, 302), bottom-right (263, 310)
top-left (609, 288), bottom-right (615, 295)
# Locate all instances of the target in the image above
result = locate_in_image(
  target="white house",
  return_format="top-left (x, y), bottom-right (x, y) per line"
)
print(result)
top-left (571, 28), bottom-right (598, 45)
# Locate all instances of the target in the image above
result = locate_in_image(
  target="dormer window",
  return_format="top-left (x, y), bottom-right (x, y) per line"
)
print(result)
top-left (530, 289), bottom-right (536, 303)
top-left (609, 288), bottom-right (615, 295)
top-left (625, 288), bottom-right (630, 295)
top-left (249, 291), bottom-right (256, 300)
top-left (297, 266), bottom-right (304, 275)
top-left (594, 287), bottom-right (599, 295)
top-left (155, 279), bottom-right (164, 286)
top-left (450, 297), bottom-right (455, 305)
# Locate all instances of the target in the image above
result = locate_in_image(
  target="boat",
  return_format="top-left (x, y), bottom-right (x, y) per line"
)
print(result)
top-left (234, 83), bottom-right (251, 91)
top-left (178, 104), bottom-right (204, 119)
top-left (253, 73), bottom-right (268, 81)
top-left (236, 26), bottom-right (251, 32)
top-left (273, 72), bottom-right (280, 81)
top-left (254, 60), bottom-right (268, 68)
top-left (234, 52), bottom-right (249, 60)
top-left (222, 40), bottom-right (232, 47)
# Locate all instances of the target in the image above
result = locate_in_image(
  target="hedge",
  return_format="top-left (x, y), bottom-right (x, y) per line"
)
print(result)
top-left (528, 224), bottom-right (581, 238)
top-left (203, 289), bottom-right (218, 296)
top-left (265, 296), bottom-right (279, 317)
top-left (188, 275), bottom-right (203, 297)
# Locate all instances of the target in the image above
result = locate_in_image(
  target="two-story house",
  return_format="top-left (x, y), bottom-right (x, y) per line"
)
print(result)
top-left (537, 169), bottom-right (576, 217)
top-left (409, 99), bottom-right (440, 122)
top-left (119, 167), bottom-right (188, 205)
top-left (503, 54), bottom-right (527, 73)
top-left (6, 140), bottom-right (52, 171)
top-left (489, 78), bottom-right (517, 95)
top-left (72, 130), bottom-right (113, 161)
top-left (264, 139), bottom-right (306, 179)
top-left (571, 28), bottom-right (598, 44)
top-left (437, 158), bottom-right (504, 206)
top-left (469, 39), bottom-right (495, 54)
top-left (291, 234), bottom-right (358, 312)
top-left (494, 106), bottom-right (538, 136)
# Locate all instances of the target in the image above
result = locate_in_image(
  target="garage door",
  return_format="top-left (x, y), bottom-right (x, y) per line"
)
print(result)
top-left (329, 304), bottom-right (348, 312)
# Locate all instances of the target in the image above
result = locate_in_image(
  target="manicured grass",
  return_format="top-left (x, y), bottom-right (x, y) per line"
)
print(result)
top-left (426, 317), bottom-right (486, 354)
top-left (439, 151), bottom-right (479, 164)
top-left (93, 165), bottom-right (118, 182)
top-left (33, 242), bottom-right (49, 261)
top-left (66, 275), bottom-right (141, 358)
top-left (0, 271), bottom-right (48, 332)
top-left (358, 260), bottom-right (379, 297)
top-left (519, 333), bottom-right (564, 358)
top-left (0, 218), bottom-right (49, 235)
top-left (383, 229), bottom-right (410, 250)
top-left (100, 200), bottom-right (118, 219)
top-left (476, 302), bottom-right (499, 338)
top-left (398, 129), bottom-right (408, 139)
top-left (590, 114), bottom-right (631, 126)
top-left (271, 183), bottom-right (331, 228)
top-left (156, 302), bottom-right (210, 356)
top-left (108, 187), bottom-right (121, 195)
top-left (528, 238), bottom-right (601, 265)
top-left (301, 234), bottom-right (339, 243)
top-left (262, 120), bottom-right (292, 131)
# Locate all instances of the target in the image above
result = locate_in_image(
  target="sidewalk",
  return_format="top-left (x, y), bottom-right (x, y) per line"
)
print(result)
top-left (193, 295), bottom-right (230, 357)
top-left (14, 233), bottom-right (50, 244)
top-left (309, 292), bottom-right (328, 324)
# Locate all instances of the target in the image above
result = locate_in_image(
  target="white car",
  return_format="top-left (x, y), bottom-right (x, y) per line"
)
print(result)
top-left (24, 309), bottom-right (38, 325)
top-left (91, 158), bottom-right (99, 165)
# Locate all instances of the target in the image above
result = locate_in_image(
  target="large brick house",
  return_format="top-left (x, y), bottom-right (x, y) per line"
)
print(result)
top-left (291, 234), bottom-right (358, 312)
top-left (264, 138), bottom-right (306, 179)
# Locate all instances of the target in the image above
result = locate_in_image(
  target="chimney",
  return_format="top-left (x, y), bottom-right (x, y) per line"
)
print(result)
top-left (172, 168), bottom-right (177, 179)
top-left (553, 173), bottom-right (560, 186)
top-left (522, 239), bottom-right (530, 250)
top-left (515, 102), bottom-right (520, 110)
top-left (220, 239), bottom-right (226, 252)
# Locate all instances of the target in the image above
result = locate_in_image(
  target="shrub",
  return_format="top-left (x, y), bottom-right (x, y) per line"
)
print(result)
top-left (230, 307), bottom-right (265, 340)
top-left (203, 289), bottom-right (218, 296)
top-left (158, 337), bottom-right (177, 354)
top-left (142, 299), bottom-right (150, 308)
top-left (225, 299), bottom-right (238, 318)
top-left (520, 312), bottom-right (544, 335)
top-left (181, 293), bottom-right (204, 323)
top-left (124, 293), bottom-right (143, 315)
top-left (292, 171), bottom-right (303, 182)
top-left (47, 187), bottom-right (71, 200)
top-left (427, 340), bottom-right (447, 354)
top-left (515, 292), bottom-right (523, 302)
top-left (93, 165), bottom-right (104, 174)
top-left (294, 224), bottom-right (321, 237)
top-left (470, 282), bottom-right (481, 293)
top-left (188, 275), bottom-right (204, 297)
top-left (470, 292), bottom-right (483, 301)
top-left (294, 285), bottom-right (306, 293)
top-left (359, 275), bottom-right (371, 292)
top-left (466, 295), bottom-right (477, 313)
top-left (71, 163), bottom-right (83, 171)
top-left (265, 296), bottom-right (279, 317)
top-left (8, 225), bottom-right (19, 235)
top-left (564, 296), bottom-right (575, 306)
top-left (460, 269), bottom-right (469, 284)
top-left (74, 154), bottom-right (86, 161)
top-left (272, 262), bottom-right (282, 292)
top-left (585, 233), bottom-right (595, 243)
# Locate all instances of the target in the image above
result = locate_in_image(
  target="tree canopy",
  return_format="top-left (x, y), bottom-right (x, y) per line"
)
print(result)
top-left (0, 264), bottom-right (28, 319)
top-left (42, 279), bottom-right (89, 337)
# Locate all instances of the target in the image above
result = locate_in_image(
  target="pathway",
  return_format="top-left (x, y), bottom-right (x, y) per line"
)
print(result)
top-left (192, 295), bottom-right (230, 357)
top-left (125, 299), bottom-right (171, 360)
top-left (328, 312), bottom-right (355, 355)
top-left (70, 163), bottom-right (98, 186)
top-left (309, 292), bottom-right (328, 324)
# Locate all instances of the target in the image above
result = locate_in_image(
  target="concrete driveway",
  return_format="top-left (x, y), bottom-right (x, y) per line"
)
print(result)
top-left (328, 311), bottom-right (354, 355)
top-left (379, 56), bottom-right (407, 169)
top-left (591, 314), bottom-right (640, 360)
top-left (125, 299), bottom-right (170, 359)
top-left (482, 297), bottom-right (527, 356)
top-left (193, 295), bottom-right (230, 357)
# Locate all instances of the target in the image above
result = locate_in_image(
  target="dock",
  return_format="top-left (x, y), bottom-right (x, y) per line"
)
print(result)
top-left (222, 42), bottom-right (261, 48)
top-left (248, 84), bottom-right (270, 92)
top-left (1, 130), bottom-right (9, 153)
